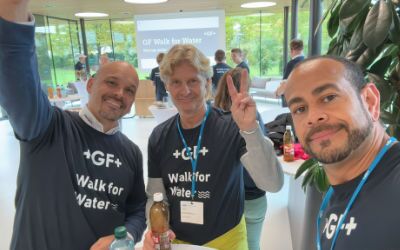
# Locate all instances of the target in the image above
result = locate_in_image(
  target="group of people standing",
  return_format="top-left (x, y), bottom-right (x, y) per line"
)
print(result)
top-left (1, 1), bottom-right (400, 250)
top-left (149, 47), bottom-right (250, 103)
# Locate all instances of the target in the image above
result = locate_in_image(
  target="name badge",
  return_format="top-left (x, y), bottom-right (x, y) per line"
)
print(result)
top-left (180, 201), bottom-right (204, 225)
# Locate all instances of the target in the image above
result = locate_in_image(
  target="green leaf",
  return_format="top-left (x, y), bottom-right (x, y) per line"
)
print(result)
top-left (301, 167), bottom-right (315, 192)
top-left (356, 47), bottom-right (376, 68)
top-left (348, 21), bottom-right (364, 51)
top-left (327, 1), bottom-right (341, 37)
top-left (369, 55), bottom-right (394, 75)
top-left (388, 0), bottom-right (400, 43)
top-left (316, 0), bottom-right (341, 38)
top-left (295, 158), bottom-right (319, 179)
top-left (315, 167), bottom-right (330, 193)
top-left (346, 43), bottom-right (367, 62)
top-left (339, 0), bottom-right (370, 34)
top-left (363, 0), bottom-right (393, 50)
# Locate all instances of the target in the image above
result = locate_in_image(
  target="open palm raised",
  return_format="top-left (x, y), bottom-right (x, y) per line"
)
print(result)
top-left (227, 69), bottom-right (258, 132)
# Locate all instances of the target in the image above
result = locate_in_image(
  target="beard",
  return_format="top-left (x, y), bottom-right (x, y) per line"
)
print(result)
top-left (303, 114), bottom-right (373, 164)
top-left (99, 96), bottom-right (127, 121)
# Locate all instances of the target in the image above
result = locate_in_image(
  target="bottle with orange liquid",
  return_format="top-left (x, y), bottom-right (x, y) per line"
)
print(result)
top-left (150, 193), bottom-right (171, 250)
top-left (283, 125), bottom-right (295, 162)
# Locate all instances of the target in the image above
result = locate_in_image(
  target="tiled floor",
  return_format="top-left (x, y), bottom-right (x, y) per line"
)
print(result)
top-left (0, 99), bottom-right (293, 250)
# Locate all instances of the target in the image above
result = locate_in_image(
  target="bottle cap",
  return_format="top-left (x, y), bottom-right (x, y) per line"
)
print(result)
top-left (114, 226), bottom-right (127, 239)
top-left (153, 192), bottom-right (163, 202)
top-left (286, 125), bottom-right (292, 130)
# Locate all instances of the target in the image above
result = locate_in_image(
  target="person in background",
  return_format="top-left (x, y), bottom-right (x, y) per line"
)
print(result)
top-left (284, 55), bottom-right (400, 249)
top-left (231, 48), bottom-right (250, 74)
top-left (75, 53), bottom-right (87, 81)
top-left (0, 1), bottom-right (147, 249)
top-left (99, 53), bottom-right (110, 67)
top-left (150, 52), bottom-right (168, 102)
top-left (276, 39), bottom-right (304, 107)
top-left (211, 49), bottom-right (231, 96)
top-left (143, 44), bottom-right (283, 250)
top-left (214, 67), bottom-right (269, 250)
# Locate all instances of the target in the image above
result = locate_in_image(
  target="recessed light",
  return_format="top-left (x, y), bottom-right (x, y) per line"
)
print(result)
top-left (241, 2), bottom-right (276, 8)
top-left (247, 12), bottom-right (275, 17)
top-left (124, 0), bottom-right (168, 4)
top-left (74, 12), bottom-right (109, 18)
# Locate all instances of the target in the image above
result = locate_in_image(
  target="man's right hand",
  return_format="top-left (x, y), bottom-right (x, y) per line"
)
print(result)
top-left (142, 230), bottom-right (176, 250)
top-left (0, 0), bottom-right (30, 23)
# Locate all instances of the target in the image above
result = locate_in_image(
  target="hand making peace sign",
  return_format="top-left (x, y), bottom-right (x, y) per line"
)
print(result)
top-left (227, 69), bottom-right (258, 132)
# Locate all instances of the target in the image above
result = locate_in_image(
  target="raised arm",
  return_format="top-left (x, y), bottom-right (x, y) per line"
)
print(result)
top-left (0, 0), bottom-right (53, 141)
top-left (0, 0), bottom-right (29, 23)
top-left (227, 71), bottom-right (284, 192)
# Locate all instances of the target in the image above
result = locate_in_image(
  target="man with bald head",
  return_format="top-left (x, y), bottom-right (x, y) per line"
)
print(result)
top-left (284, 55), bottom-right (400, 249)
top-left (0, 1), bottom-right (146, 249)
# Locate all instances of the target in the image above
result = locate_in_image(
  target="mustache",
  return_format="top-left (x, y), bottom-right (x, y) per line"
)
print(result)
top-left (305, 123), bottom-right (347, 143)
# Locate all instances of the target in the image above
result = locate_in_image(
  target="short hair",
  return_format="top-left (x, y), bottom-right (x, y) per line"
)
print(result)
top-left (214, 67), bottom-right (250, 111)
top-left (160, 44), bottom-right (212, 83)
top-left (292, 55), bottom-right (366, 92)
top-left (290, 39), bottom-right (303, 51)
top-left (231, 48), bottom-right (242, 56)
top-left (214, 49), bottom-right (226, 62)
top-left (156, 53), bottom-right (165, 64)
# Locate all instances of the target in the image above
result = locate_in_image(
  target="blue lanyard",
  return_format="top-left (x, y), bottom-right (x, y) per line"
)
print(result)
top-left (316, 137), bottom-right (397, 250)
top-left (176, 105), bottom-right (210, 199)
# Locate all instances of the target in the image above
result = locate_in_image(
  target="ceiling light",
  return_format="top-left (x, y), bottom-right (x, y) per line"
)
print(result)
top-left (124, 0), bottom-right (168, 4)
top-left (247, 12), bottom-right (275, 17)
top-left (241, 2), bottom-right (276, 8)
top-left (75, 12), bottom-right (109, 18)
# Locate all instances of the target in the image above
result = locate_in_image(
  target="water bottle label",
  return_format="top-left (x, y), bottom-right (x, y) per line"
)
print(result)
top-left (153, 231), bottom-right (170, 250)
top-left (284, 145), bottom-right (294, 155)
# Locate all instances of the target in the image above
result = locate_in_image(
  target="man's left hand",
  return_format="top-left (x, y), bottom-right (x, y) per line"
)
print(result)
top-left (227, 69), bottom-right (257, 131)
top-left (90, 235), bottom-right (114, 250)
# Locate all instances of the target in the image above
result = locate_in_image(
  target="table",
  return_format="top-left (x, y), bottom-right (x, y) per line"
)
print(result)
top-left (148, 104), bottom-right (178, 124)
top-left (278, 156), bottom-right (316, 250)
top-left (135, 244), bottom-right (215, 250)
top-left (49, 94), bottom-right (82, 109)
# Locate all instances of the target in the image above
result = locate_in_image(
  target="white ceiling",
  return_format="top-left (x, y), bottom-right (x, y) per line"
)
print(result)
top-left (29, 0), bottom-right (305, 20)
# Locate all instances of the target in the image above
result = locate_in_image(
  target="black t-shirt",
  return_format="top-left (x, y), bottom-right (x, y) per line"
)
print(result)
top-left (74, 61), bottom-right (85, 71)
top-left (11, 108), bottom-right (146, 250)
top-left (148, 107), bottom-right (247, 245)
top-left (212, 62), bottom-right (231, 90)
top-left (319, 142), bottom-right (400, 250)
top-left (236, 61), bottom-right (250, 74)
top-left (150, 66), bottom-right (167, 101)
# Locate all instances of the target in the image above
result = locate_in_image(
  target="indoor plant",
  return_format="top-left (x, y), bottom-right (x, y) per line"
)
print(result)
top-left (295, 0), bottom-right (400, 191)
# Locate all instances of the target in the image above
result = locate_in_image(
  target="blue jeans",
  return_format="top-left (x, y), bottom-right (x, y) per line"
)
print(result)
top-left (244, 196), bottom-right (267, 250)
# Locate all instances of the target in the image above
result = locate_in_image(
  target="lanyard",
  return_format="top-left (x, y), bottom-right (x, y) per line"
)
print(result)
top-left (316, 137), bottom-right (397, 250)
top-left (176, 105), bottom-right (210, 200)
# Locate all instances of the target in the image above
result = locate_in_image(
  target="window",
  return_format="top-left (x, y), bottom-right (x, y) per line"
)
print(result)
top-left (47, 17), bottom-right (79, 85)
top-left (226, 11), bottom-right (284, 78)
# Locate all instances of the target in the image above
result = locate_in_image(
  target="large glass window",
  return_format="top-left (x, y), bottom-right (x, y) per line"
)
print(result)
top-left (85, 20), bottom-right (113, 74)
top-left (47, 17), bottom-right (78, 85)
top-left (34, 15), bottom-right (53, 87)
top-left (297, 0), bottom-right (333, 56)
top-left (31, 7), bottom-right (333, 84)
top-left (111, 20), bottom-right (144, 77)
top-left (297, 3), bottom-right (310, 56)
top-left (226, 11), bottom-right (284, 78)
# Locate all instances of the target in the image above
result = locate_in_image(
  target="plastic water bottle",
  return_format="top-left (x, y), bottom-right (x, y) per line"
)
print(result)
top-left (150, 193), bottom-right (171, 250)
top-left (109, 226), bottom-right (134, 250)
